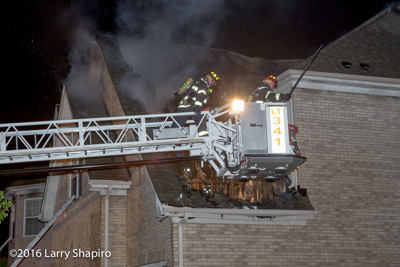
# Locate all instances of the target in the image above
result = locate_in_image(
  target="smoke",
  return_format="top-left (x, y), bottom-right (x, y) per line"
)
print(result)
top-left (62, 0), bottom-right (226, 114)
top-left (62, 4), bottom-right (98, 103)
top-left (116, 0), bottom-right (223, 47)
top-left (115, 0), bottom-right (225, 113)
top-left (118, 72), bottom-right (157, 112)
top-left (117, 38), bottom-right (201, 113)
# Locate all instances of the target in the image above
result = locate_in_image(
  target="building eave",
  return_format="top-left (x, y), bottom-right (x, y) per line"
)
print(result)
top-left (161, 205), bottom-right (318, 226)
top-left (88, 179), bottom-right (131, 195)
top-left (4, 183), bottom-right (45, 199)
top-left (278, 70), bottom-right (400, 97)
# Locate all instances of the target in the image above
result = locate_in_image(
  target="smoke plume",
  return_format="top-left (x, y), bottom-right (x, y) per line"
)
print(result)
top-left (63, 0), bottom-right (225, 114)
top-left (116, 0), bottom-right (225, 113)
top-left (62, 4), bottom-right (98, 103)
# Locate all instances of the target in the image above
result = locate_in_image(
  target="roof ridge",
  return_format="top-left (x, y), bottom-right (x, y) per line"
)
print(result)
top-left (290, 7), bottom-right (400, 79)
top-left (315, 9), bottom-right (388, 59)
top-left (332, 8), bottom-right (388, 43)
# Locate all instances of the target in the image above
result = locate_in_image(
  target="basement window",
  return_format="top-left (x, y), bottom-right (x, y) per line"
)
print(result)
top-left (24, 198), bottom-right (46, 236)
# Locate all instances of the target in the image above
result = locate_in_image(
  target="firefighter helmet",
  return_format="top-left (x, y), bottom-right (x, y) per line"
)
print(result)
top-left (262, 75), bottom-right (278, 89)
top-left (206, 71), bottom-right (221, 86)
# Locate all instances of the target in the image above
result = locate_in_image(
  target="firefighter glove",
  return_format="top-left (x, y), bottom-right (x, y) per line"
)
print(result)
top-left (284, 94), bottom-right (291, 102)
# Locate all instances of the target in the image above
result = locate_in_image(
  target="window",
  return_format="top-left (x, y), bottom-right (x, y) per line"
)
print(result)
top-left (24, 198), bottom-right (46, 236)
top-left (70, 162), bottom-right (82, 199)
top-left (70, 174), bottom-right (81, 199)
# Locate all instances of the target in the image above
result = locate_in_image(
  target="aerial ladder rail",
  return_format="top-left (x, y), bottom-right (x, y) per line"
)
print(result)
top-left (0, 102), bottom-right (306, 181)
top-left (0, 109), bottom-right (233, 164)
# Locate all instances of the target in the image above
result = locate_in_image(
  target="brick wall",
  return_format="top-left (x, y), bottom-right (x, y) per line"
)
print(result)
top-left (171, 89), bottom-right (400, 267)
top-left (125, 166), bottom-right (173, 266)
top-left (49, 172), bottom-right (103, 267)
top-left (105, 195), bottom-right (127, 267)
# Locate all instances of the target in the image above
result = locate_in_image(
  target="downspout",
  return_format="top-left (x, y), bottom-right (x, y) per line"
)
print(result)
top-left (104, 186), bottom-right (112, 267)
top-left (178, 213), bottom-right (188, 267)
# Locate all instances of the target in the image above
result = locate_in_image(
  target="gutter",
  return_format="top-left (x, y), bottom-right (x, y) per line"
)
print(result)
top-left (278, 70), bottom-right (400, 97)
top-left (88, 179), bottom-right (131, 195)
top-left (162, 205), bottom-right (318, 226)
top-left (4, 184), bottom-right (45, 199)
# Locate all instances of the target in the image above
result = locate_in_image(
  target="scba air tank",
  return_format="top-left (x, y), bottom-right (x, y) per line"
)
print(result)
top-left (178, 77), bottom-right (195, 95)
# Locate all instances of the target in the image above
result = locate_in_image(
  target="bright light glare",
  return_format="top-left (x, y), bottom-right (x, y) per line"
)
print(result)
top-left (232, 99), bottom-right (244, 112)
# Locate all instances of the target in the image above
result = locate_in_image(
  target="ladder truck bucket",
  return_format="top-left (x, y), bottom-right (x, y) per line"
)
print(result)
top-left (209, 102), bottom-right (307, 180)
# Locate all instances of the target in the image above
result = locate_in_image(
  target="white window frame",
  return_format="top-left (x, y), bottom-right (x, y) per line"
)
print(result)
top-left (69, 160), bottom-right (81, 199)
top-left (23, 197), bottom-right (45, 237)
top-left (70, 174), bottom-right (80, 199)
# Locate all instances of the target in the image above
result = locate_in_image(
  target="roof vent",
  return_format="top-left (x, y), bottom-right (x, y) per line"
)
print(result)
top-left (341, 61), bottom-right (351, 68)
top-left (360, 63), bottom-right (370, 70)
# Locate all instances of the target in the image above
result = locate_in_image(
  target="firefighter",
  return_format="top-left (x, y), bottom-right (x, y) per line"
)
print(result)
top-left (171, 71), bottom-right (221, 137)
top-left (251, 75), bottom-right (291, 103)
top-left (251, 76), bottom-right (300, 155)
top-left (288, 124), bottom-right (301, 155)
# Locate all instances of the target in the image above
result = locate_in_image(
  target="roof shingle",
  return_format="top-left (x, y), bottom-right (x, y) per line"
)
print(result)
top-left (293, 8), bottom-right (400, 79)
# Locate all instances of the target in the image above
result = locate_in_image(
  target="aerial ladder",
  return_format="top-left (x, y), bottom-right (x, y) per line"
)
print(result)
top-left (0, 45), bottom-right (323, 181)
top-left (0, 101), bottom-right (306, 181)
top-left (1, 46), bottom-right (324, 267)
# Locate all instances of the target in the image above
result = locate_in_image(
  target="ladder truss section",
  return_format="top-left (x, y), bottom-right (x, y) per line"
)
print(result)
top-left (0, 111), bottom-right (224, 164)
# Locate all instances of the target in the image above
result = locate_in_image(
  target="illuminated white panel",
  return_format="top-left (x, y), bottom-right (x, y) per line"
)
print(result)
top-left (267, 106), bottom-right (288, 153)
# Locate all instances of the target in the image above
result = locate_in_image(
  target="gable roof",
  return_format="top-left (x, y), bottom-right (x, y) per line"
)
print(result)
top-left (293, 7), bottom-right (400, 79)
